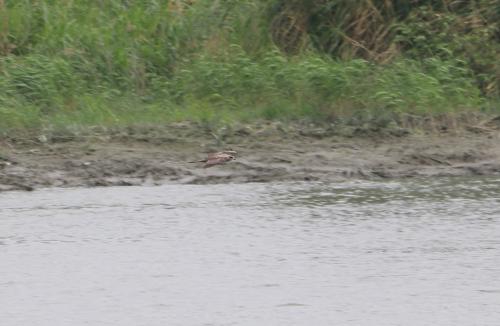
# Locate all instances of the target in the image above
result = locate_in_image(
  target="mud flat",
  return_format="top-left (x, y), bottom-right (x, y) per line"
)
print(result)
top-left (2, 122), bottom-right (500, 192)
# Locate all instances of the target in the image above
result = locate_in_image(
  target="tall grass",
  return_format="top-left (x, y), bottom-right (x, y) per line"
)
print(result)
top-left (0, 0), bottom-right (498, 136)
top-left (269, 0), bottom-right (499, 95)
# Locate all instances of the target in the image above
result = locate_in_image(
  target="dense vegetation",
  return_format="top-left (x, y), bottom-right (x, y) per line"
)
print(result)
top-left (0, 0), bottom-right (498, 135)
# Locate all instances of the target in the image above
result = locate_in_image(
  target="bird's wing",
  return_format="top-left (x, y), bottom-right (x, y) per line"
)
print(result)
top-left (206, 152), bottom-right (219, 159)
top-left (204, 155), bottom-right (232, 167)
top-left (207, 152), bottom-right (226, 159)
top-left (207, 151), bottom-right (237, 159)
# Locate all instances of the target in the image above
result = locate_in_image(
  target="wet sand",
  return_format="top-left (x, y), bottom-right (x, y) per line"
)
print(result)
top-left (2, 122), bottom-right (500, 192)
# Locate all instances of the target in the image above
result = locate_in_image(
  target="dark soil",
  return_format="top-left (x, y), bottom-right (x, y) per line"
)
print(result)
top-left (2, 122), bottom-right (500, 192)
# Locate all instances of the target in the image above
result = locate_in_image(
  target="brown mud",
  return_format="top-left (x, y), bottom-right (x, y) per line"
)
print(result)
top-left (2, 122), bottom-right (500, 192)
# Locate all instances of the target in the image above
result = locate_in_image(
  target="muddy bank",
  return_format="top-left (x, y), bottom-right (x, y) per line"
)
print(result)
top-left (2, 122), bottom-right (500, 192)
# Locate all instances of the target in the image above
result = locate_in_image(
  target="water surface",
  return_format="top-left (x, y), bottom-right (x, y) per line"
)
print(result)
top-left (1, 178), bottom-right (500, 326)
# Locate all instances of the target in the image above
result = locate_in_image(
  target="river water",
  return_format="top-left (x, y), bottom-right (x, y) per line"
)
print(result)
top-left (1, 178), bottom-right (500, 326)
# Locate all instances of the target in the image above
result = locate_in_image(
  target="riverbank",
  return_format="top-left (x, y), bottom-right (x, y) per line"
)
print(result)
top-left (2, 120), bottom-right (500, 192)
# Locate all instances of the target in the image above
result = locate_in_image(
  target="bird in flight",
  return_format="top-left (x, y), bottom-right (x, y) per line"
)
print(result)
top-left (190, 150), bottom-right (237, 168)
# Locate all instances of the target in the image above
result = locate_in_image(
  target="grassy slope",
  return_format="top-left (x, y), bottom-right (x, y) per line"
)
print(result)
top-left (0, 0), bottom-right (498, 137)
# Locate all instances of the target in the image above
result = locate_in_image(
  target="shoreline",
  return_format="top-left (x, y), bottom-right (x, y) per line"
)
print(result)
top-left (2, 122), bottom-right (500, 192)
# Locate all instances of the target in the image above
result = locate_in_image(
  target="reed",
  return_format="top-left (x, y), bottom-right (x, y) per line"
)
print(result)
top-left (0, 0), bottom-right (498, 136)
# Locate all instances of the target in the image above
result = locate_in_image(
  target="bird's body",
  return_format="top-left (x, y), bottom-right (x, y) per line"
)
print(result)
top-left (190, 150), bottom-right (237, 168)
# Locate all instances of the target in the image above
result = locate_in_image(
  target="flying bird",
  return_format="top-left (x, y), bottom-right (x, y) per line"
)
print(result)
top-left (189, 150), bottom-right (237, 168)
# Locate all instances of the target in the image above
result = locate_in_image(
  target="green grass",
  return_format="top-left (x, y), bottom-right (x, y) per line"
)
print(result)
top-left (0, 0), bottom-right (498, 137)
top-left (0, 50), bottom-right (491, 136)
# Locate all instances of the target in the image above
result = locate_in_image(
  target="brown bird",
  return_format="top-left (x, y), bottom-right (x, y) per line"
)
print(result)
top-left (189, 150), bottom-right (237, 168)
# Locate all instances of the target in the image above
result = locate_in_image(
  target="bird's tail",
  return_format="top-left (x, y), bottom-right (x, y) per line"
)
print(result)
top-left (188, 160), bottom-right (206, 163)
